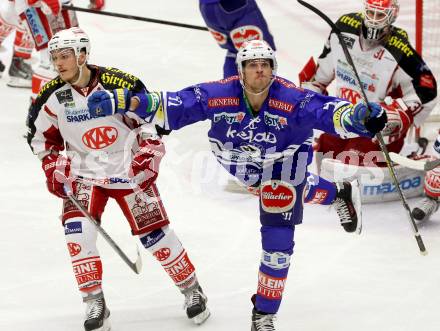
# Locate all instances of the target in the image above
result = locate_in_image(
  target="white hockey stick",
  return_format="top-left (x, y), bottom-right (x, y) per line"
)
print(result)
top-left (58, 174), bottom-right (143, 274)
top-left (389, 152), bottom-right (440, 171)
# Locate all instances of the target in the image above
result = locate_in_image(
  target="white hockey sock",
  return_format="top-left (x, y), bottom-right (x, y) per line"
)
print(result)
top-left (140, 226), bottom-right (198, 292)
top-left (64, 217), bottom-right (103, 301)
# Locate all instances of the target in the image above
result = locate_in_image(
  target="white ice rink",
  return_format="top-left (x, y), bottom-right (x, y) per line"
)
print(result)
top-left (1, 0), bottom-right (439, 330)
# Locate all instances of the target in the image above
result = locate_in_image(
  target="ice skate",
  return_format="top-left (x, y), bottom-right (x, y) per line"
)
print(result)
top-left (183, 284), bottom-right (210, 325)
top-left (251, 308), bottom-right (276, 331)
top-left (412, 196), bottom-right (439, 221)
top-left (0, 59), bottom-right (5, 78)
top-left (333, 179), bottom-right (362, 234)
top-left (84, 297), bottom-right (110, 331)
top-left (7, 56), bottom-right (32, 88)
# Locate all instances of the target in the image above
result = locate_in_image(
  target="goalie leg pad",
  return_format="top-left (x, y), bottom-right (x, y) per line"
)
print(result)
top-left (0, 15), bottom-right (15, 44)
top-left (13, 22), bottom-right (34, 58)
top-left (64, 217), bottom-right (103, 301)
top-left (139, 226), bottom-right (197, 292)
top-left (20, 7), bottom-right (52, 50)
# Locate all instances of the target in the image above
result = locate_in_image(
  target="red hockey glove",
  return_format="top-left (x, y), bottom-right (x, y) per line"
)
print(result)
top-left (130, 137), bottom-right (165, 190)
top-left (89, 0), bottom-right (105, 10)
top-left (380, 97), bottom-right (413, 143)
top-left (42, 154), bottom-right (70, 198)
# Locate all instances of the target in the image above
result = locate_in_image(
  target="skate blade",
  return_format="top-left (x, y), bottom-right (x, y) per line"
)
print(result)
top-left (191, 308), bottom-right (211, 325)
top-left (7, 77), bottom-right (32, 88)
top-left (87, 317), bottom-right (111, 331)
top-left (350, 179), bottom-right (362, 235)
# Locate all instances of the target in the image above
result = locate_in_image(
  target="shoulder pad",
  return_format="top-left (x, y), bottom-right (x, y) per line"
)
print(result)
top-left (36, 77), bottom-right (65, 104)
top-left (98, 66), bottom-right (146, 91)
top-left (335, 12), bottom-right (363, 35)
top-left (384, 27), bottom-right (416, 59)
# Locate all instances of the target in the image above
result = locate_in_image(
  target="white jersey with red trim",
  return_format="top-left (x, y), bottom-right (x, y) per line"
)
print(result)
top-left (312, 12), bottom-right (437, 126)
top-left (28, 65), bottom-right (154, 188)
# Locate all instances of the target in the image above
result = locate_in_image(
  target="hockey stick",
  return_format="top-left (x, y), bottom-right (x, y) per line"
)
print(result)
top-left (297, 0), bottom-right (427, 255)
top-left (63, 183), bottom-right (143, 274)
top-left (389, 152), bottom-right (440, 171)
top-left (62, 5), bottom-right (208, 31)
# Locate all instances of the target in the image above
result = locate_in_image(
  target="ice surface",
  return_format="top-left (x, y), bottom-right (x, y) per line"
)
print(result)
top-left (1, 1), bottom-right (439, 330)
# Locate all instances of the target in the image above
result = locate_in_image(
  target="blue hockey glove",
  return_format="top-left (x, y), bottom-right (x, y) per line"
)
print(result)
top-left (88, 88), bottom-right (132, 117)
top-left (352, 102), bottom-right (387, 137)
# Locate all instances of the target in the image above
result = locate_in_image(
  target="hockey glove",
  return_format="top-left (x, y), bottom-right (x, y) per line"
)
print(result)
top-left (89, 0), bottom-right (105, 10)
top-left (352, 102), bottom-right (387, 137)
top-left (130, 136), bottom-right (165, 190)
top-left (380, 98), bottom-right (412, 143)
top-left (42, 154), bottom-right (71, 198)
top-left (88, 88), bottom-right (132, 117)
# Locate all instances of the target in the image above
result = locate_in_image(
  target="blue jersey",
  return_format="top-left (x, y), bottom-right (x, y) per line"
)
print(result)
top-left (155, 76), bottom-right (362, 187)
top-left (199, 0), bottom-right (275, 77)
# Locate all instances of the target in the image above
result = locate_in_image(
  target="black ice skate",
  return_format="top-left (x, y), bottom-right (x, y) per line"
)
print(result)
top-left (412, 196), bottom-right (439, 221)
top-left (183, 284), bottom-right (210, 325)
top-left (0, 59), bottom-right (5, 78)
top-left (7, 56), bottom-right (32, 88)
top-left (251, 308), bottom-right (276, 331)
top-left (84, 297), bottom-right (110, 331)
top-left (333, 179), bottom-right (362, 234)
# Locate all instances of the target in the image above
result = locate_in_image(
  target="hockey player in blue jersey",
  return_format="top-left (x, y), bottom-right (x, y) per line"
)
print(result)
top-left (199, 0), bottom-right (275, 77)
top-left (86, 40), bottom-right (387, 330)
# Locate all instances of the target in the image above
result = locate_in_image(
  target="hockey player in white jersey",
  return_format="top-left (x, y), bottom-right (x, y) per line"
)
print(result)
top-left (301, 0), bottom-right (437, 171)
top-left (27, 27), bottom-right (210, 331)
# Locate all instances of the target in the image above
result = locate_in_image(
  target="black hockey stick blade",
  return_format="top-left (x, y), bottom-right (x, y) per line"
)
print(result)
top-left (297, 0), bottom-right (427, 255)
top-left (63, 5), bottom-right (208, 31)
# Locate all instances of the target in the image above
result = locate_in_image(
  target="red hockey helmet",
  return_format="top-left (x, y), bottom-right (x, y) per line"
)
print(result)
top-left (362, 0), bottom-right (399, 40)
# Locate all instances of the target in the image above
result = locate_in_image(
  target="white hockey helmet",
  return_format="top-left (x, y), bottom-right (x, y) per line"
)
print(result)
top-left (362, 0), bottom-right (399, 40)
top-left (48, 27), bottom-right (91, 61)
top-left (236, 40), bottom-right (277, 79)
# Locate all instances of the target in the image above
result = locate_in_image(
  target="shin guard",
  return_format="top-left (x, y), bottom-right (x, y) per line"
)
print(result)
top-left (140, 226), bottom-right (198, 292)
top-left (64, 217), bottom-right (103, 301)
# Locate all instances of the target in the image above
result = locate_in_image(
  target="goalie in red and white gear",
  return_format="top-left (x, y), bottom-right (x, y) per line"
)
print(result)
top-left (412, 135), bottom-right (440, 221)
top-left (300, 0), bottom-right (437, 168)
top-left (299, 0), bottom-right (437, 203)
top-left (27, 28), bottom-right (210, 331)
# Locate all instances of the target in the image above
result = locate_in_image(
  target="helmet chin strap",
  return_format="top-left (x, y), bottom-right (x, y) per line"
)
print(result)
top-left (69, 57), bottom-right (85, 86)
top-left (242, 76), bottom-right (275, 96)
